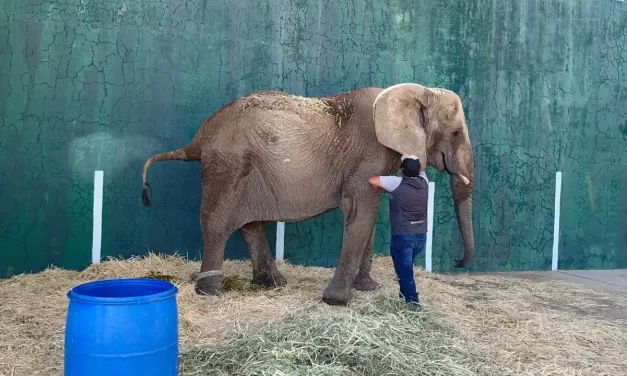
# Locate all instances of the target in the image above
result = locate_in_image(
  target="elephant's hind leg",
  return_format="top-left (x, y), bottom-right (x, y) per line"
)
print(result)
top-left (195, 198), bottom-right (232, 296)
top-left (195, 178), bottom-right (245, 296)
top-left (239, 221), bottom-right (287, 287)
top-left (195, 223), bottom-right (230, 296)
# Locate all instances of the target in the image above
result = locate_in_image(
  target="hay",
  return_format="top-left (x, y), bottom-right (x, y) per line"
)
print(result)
top-left (180, 296), bottom-right (490, 376)
top-left (1, 253), bottom-right (626, 376)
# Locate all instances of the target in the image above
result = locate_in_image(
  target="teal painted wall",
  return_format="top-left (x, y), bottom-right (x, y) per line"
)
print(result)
top-left (1, 0), bottom-right (626, 277)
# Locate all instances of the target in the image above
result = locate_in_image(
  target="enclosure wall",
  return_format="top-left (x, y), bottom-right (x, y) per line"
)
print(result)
top-left (1, 0), bottom-right (626, 277)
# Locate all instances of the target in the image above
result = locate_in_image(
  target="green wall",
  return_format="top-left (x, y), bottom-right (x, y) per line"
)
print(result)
top-left (1, 0), bottom-right (626, 278)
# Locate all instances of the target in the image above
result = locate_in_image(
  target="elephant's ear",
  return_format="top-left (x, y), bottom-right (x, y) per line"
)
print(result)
top-left (372, 83), bottom-right (434, 165)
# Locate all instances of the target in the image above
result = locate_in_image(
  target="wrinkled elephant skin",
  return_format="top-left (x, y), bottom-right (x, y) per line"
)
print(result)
top-left (141, 84), bottom-right (476, 306)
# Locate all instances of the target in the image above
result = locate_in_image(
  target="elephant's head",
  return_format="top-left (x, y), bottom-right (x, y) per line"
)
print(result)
top-left (373, 83), bottom-right (475, 268)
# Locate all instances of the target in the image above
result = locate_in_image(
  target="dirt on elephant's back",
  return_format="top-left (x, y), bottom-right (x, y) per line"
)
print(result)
top-left (240, 91), bottom-right (330, 116)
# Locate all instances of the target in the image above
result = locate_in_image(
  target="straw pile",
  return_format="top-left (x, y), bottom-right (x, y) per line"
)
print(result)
top-left (1, 253), bottom-right (626, 376)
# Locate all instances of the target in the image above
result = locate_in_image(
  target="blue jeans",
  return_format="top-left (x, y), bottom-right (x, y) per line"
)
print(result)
top-left (390, 233), bottom-right (426, 303)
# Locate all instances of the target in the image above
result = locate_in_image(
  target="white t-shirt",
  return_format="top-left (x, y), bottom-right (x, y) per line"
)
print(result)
top-left (379, 171), bottom-right (428, 192)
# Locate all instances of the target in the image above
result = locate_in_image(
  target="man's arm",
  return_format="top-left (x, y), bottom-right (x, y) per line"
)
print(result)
top-left (368, 176), bottom-right (402, 193)
top-left (419, 171), bottom-right (429, 183)
top-left (368, 176), bottom-right (386, 193)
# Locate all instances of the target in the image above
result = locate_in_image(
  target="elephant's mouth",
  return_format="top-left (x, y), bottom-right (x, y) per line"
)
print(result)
top-left (441, 151), bottom-right (471, 185)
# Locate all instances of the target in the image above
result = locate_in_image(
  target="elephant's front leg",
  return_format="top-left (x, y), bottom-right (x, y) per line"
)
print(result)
top-left (322, 192), bottom-right (380, 305)
top-left (352, 234), bottom-right (380, 292)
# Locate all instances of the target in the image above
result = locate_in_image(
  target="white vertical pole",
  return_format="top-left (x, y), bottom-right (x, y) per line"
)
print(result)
top-left (425, 181), bottom-right (435, 272)
top-left (552, 171), bottom-right (562, 271)
top-left (92, 170), bottom-right (104, 264)
top-left (275, 221), bottom-right (285, 261)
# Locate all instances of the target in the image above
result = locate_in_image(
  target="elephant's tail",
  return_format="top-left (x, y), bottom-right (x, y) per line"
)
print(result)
top-left (141, 145), bottom-right (198, 207)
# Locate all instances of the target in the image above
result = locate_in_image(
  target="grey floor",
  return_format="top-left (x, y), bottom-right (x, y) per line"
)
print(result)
top-left (509, 269), bottom-right (627, 294)
top-left (492, 269), bottom-right (627, 324)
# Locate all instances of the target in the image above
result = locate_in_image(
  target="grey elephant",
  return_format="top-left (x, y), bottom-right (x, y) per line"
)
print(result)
top-left (141, 83), bottom-right (475, 306)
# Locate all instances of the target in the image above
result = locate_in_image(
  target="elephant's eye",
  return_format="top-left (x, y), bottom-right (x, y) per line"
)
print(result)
top-left (452, 131), bottom-right (460, 137)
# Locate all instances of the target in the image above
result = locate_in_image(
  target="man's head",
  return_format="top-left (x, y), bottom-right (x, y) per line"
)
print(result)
top-left (400, 155), bottom-right (421, 177)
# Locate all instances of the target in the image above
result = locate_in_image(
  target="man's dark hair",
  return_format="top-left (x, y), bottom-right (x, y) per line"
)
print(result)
top-left (401, 157), bottom-right (421, 177)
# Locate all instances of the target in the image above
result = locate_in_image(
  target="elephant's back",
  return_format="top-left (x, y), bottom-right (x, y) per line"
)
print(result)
top-left (233, 91), bottom-right (344, 147)
top-left (228, 87), bottom-right (387, 163)
top-left (236, 88), bottom-right (384, 126)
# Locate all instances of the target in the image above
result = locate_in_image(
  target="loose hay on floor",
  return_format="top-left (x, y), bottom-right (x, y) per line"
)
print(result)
top-left (180, 296), bottom-right (490, 376)
top-left (1, 253), bottom-right (626, 376)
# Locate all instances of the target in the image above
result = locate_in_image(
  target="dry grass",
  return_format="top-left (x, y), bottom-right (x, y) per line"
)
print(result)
top-left (0, 253), bottom-right (626, 376)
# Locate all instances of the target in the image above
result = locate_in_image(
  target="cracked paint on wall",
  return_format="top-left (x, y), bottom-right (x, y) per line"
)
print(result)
top-left (0, 0), bottom-right (626, 277)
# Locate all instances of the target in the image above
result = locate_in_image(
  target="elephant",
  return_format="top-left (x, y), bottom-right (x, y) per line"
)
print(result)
top-left (140, 83), bottom-right (475, 306)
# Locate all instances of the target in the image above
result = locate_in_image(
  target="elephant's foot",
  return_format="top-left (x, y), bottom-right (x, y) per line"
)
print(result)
top-left (352, 275), bottom-right (380, 292)
top-left (252, 268), bottom-right (287, 288)
top-left (322, 283), bottom-right (353, 306)
top-left (194, 274), bottom-right (224, 296)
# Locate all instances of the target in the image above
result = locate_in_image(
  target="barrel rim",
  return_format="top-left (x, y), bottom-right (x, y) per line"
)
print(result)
top-left (67, 278), bottom-right (178, 304)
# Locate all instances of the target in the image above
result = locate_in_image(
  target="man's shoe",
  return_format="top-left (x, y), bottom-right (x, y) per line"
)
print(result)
top-left (406, 294), bottom-right (421, 311)
top-left (407, 300), bottom-right (422, 311)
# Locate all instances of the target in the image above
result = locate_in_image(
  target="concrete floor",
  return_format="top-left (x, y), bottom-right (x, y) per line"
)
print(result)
top-left (508, 269), bottom-right (627, 294)
top-left (495, 269), bottom-right (627, 324)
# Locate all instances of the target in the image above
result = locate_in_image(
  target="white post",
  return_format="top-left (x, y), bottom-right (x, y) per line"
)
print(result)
top-left (425, 181), bottom-right (435, 272)
top-left (92, 170), bottom-right (104, 264)
top-left (275, 221), bottom-right (285, 261)
top-left (552, 171), bottom-right (562, 271)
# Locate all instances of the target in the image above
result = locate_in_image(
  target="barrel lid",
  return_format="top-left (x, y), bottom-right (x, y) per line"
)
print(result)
top-left (67, 278), bottom-right (178, 304)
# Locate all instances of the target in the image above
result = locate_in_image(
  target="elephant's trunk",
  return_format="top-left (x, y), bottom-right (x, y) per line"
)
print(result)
top-left (450, 174), bottom-right (475, 268)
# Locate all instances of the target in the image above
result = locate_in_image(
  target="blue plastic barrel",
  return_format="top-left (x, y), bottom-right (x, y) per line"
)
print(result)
top-left (64, 278), bottom-right (179, 376)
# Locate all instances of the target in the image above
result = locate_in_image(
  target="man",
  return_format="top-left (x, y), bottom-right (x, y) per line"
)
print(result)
top-left (368, 155), bottom-right (428, 310)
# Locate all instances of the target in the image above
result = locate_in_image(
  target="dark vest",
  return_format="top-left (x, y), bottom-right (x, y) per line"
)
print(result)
top-left (389, 176), bottom-right (428, 235)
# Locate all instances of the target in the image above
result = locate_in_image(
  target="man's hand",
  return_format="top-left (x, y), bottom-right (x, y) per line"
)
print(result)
top-left (368, 176), bottom-right (386, 193)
